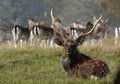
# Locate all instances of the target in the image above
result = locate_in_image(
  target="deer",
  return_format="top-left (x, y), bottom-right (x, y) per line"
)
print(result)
top-left (12, 20), bottom-right (30, 47)
top-left (92, 16), bottom-right (108, 39)
top-left (90, 16), bottom-right (108, 46)
top-left (30, 9), bottom-right (62, 47)
top-left (27, 12), bottom-right (48, 45)
top-left (53, 15), bottom-right (109, 79)
top-left (70, 21), bottom-right (93, 39)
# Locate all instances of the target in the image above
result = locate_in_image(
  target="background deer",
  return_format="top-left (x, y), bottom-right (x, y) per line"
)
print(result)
top-left (30, 9), bottom-right (62, 47)
top-left (92, 16), bottom-right (108, 39)
top-left (69, 16), bottom-right (108, 46)
top-left (12, 20), bottom-right (30, 48)
top-left (53, 15), bottom-right (109, 79)
top-left (70, 21), bottom-right (93, 39)
top-left (27, 12), bottom-right (47, 42)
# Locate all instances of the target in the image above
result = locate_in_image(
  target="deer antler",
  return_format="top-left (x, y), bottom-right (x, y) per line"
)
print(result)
top-left (52, 26), bottom-right (68, 41)
top-left (75, 15), bottom-right (102, 44)
top-left (50, 9), bottom-right (68, 40)
top-left (50, 8), bottom-right (55, 25)
top-left (38, 12), bottom-right (47, 25)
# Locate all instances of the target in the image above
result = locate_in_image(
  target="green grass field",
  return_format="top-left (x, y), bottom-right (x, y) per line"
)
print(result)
top-left (0, 38), bottom-right (119, 84)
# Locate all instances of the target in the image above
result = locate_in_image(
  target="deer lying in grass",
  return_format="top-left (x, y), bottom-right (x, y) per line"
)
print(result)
top-left (53, 15), bottom-right (109, 79)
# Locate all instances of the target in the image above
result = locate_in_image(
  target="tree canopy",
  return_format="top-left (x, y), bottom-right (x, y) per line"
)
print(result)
top-left (0, 0), bottom-right (119, 28)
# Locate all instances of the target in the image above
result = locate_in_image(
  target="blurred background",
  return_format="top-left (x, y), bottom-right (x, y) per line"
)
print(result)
top-left (0, 0), bottom-right (119, 31)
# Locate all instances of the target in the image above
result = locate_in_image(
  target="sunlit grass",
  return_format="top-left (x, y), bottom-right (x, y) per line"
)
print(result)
top-left (0, 38), bottom-right (119, 84)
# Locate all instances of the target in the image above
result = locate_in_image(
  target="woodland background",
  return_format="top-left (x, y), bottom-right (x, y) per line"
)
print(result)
top-left (0, 0), bottom-right (119, 32)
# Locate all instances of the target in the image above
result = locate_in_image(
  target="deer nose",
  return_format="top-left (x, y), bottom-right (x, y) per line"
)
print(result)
top-left (67, 47), bottom-right (71, 52)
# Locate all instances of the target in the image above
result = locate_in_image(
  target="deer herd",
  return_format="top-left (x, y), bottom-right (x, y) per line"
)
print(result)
top-left (9, 9), bottom-right (111, 79)
top-left (9, 9), bottom-right (110, 48)
top-left (54, 15), bottom-right (109, 79)
top-left (2, 9), bottom-right (120, 80)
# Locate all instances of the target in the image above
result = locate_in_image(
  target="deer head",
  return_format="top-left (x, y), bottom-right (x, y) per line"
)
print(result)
top-left (101, 18), bottom-right (108, 30)
top-left (54, 15), bottom-right (102, 53)
top-left (13, 20), bottom-right (19, 26)
top-left (53, 15), bottom-right (109, 79)
top-left (27, 17), bottom-right (36, 30)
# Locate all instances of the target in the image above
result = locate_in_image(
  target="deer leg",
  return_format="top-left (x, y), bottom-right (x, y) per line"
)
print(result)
top-left (20, 39), bottom-right (23, 48)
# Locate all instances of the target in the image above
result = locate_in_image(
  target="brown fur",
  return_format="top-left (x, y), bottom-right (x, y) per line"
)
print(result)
top-left (57, 39), bottom-right (109, 79)
top-left (54, 15), bottom-right (109, 79)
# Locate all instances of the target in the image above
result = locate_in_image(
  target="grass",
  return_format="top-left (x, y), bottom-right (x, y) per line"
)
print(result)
top-left (0, 38), bottom-right (119, 84)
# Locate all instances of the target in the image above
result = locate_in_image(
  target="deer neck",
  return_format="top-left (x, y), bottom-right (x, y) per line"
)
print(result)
top-left (62, 47), bottom-right (91, 70)
top-left (63, 48), bottom-right (79, 58)
top-left (61, 48), bottom-right (80, 71)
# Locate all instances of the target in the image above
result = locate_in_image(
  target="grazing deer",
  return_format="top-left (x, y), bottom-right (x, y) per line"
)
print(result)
top-left (53, 15), bottom-right (109, 79)
top-left (70, 16), bottom-right (108, 46)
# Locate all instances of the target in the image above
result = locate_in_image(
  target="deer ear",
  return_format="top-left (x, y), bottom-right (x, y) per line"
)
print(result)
top-left (54, 39), bottom-right (64, 46)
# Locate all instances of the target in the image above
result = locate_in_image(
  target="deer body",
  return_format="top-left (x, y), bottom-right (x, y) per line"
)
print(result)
top-left (61, 46), bottom-right (109, 79)
top-left (12, 25), bottom-right (30, 41)
top-left (54, 15), bottom-right (109, 79)
top-left (29, 9), bottom-right (62, 47)
top-left (12, 22), bottom-right (30, 48)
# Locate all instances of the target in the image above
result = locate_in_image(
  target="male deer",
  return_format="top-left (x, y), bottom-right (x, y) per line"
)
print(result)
top-left (53, 15), bottom-right (109, 79)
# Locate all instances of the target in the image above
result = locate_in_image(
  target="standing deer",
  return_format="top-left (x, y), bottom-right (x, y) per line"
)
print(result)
top-left (27, 12), bottom-right (47, 45)
top-left (70, 16), bottom-right (108, 46)
top-left (12, 20), bottom-right (30, 47)
top-left (31, 9), bottom-right (62, 47)
top-left (90, 17), bottom-right (108, 46)
top-left (54, 15), bottom-right (109, 79)
top-left (92, 16), bottom-right (108, 39)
